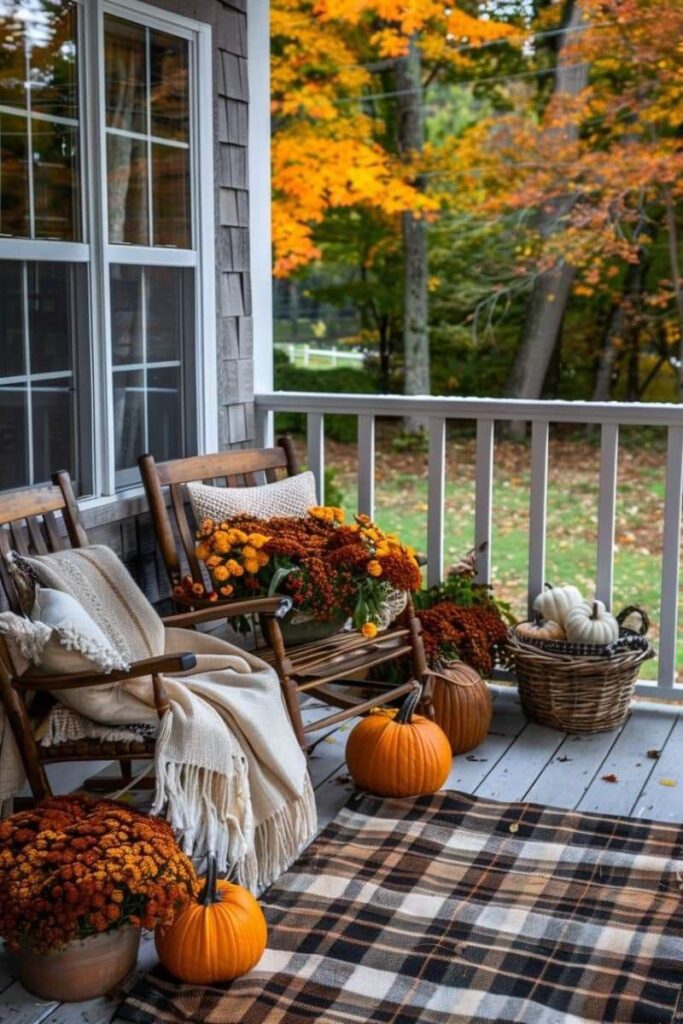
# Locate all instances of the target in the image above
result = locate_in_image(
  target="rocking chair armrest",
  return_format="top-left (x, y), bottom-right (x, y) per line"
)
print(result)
top-left (14, 652), bottom-right (197, 692)
top-left (162, 596), bottom-right (292, 629)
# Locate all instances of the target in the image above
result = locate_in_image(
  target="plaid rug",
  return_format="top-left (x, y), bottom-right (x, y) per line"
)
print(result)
top-left (119, 790), bottom-right (683, 1024)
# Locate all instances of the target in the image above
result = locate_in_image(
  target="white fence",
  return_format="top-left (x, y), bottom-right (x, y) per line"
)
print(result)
top-left (276, 343), bottom-right (364, 368)
top-left (255, 391), bottom-right (683, 701)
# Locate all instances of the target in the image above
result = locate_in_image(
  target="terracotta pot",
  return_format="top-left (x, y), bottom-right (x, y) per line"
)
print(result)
top-left (17, 925), bottom-right (141, 1002)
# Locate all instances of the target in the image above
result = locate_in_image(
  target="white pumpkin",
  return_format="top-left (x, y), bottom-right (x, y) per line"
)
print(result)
top-left (565, 600), bottom-right (619, 645)
top-left (533, 584), bottom-right (583, 628)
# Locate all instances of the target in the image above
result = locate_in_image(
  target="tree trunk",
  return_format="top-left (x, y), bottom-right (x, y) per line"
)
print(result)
top-left (396, 37), bottom-right (430, 433)
top-left (592, 243), bottom-right (650, 401)
top-left (664, 190), bottom-right (683, 400)
top-left (505, 0), bottom-right (589, 415)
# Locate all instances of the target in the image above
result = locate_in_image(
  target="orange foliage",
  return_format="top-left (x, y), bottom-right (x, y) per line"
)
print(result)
top-left (271, 0), bottom-right (514, 277)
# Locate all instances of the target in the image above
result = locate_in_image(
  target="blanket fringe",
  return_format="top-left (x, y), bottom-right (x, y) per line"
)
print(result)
top-left (233, 773), bottom-right (318, 894)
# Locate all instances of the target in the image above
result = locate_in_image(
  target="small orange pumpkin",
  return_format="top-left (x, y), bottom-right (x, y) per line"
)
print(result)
top-left (346, 688), bottom-right (452, 797)
top-left (431, 662), bottom-right (492, 755)
top-left (515, 614), bottom-right (565, 641)
top-left (155, 854), bottom-right (267, 984)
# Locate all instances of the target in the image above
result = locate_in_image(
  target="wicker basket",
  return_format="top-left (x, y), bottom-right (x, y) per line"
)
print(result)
top-left (508, 631), bottom-right (655, 733)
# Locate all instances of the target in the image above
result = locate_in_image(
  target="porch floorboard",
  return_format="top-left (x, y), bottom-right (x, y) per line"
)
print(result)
top-left (0, 687), bottom-right (681, 1024)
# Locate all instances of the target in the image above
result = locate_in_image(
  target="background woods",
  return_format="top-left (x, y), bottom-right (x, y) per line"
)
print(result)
top-left (271, 0), bottom-right (683, 409)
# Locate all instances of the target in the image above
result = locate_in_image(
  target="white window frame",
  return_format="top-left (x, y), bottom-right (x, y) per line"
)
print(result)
top-left (0, 0), bottom-right (216, 500)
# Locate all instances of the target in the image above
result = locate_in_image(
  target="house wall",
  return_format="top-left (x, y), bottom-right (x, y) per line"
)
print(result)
top-left (82, 0), bottom-right (257, 604)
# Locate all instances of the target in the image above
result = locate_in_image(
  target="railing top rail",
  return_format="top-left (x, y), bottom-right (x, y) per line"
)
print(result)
top-left (256, 391), bottom-right (683, 427)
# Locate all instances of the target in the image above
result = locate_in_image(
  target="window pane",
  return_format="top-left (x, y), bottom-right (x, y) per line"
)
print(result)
top-left (104, 16), bottom-right (146, 133)
top-left (32, 119), bottom-right (80, 240)
top-left (110, 265), bottom-right (143, 365)
top-left (148, 366), bottom-right (182, 461)
top-left (0, 386), bottom-right (28, 490)
top-left (0, 112), bottom-right (29, 237)
top-left (152, 143), bottom-right (190, 247)
top-left (0, 262), bottom-right (24, 377)
top-left (27, 263), bottom-right (73, 374)
top-left (32, 383), bottom-right (74, 482)
top-left (28, 1), bottom-right (78, 120)
top-left (107, 134), bottom-right (148, 244)
top-left (147, 267), bottom-right (182, 361)
top-left (150, 31), bottom-right (189, 142)
top-left (113, 369), bottom-right (144, 471)
top-left (0, 10), bottom-right (26, 110)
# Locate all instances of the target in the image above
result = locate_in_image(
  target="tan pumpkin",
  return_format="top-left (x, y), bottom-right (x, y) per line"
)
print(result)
top-left (155, 854), bottom-right (267, 984)
top-left (430, 662), bottom-right (492, 754)
top-left (346, 688), bottom-right (451, 797)
top-left (515, 614), bottom-right (565, 641)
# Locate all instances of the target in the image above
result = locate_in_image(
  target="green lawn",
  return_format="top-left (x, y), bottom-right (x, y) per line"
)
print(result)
top-left (318, 432), bottom-right (676, 683)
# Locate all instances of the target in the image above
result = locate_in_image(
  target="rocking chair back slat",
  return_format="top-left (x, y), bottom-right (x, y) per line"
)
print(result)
top-left (42, 511), bottom-right (64, 551)
top-left (170, 482), bottom-right (202, 583)
top-left (9, 522), bottom-right (29, 556)
top-left (138, 440), bottom-right (300, 591)
top-left (26, 517), bottom-right (49, 555)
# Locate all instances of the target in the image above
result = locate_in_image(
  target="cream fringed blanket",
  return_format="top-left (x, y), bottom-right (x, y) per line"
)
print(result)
top-left (4, 546), bottom-right (317, 891)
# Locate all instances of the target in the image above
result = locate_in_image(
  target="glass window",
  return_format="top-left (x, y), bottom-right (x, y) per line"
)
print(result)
top-left (0, 2), bottom-right (204, 496)
top-left (0, 0), bottom-right (80, 240)
top-left (110, 265), bottom-right (193, 473)
top-left (0, 261), bottom-right (82, 491)
top-left (104, 15), bottom-right (192, 249)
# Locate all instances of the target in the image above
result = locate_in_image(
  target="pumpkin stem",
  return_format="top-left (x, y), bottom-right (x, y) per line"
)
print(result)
top-left (396, 687), bottom-right (421, 724)
top-left (200, 852), bottom-right (220, 906)
top-left (591, 600), bottom-right (599, 620)
top-left (533, 611), bottom-right (544, 625)
top-left (544, 582), bottom-right (553, 590)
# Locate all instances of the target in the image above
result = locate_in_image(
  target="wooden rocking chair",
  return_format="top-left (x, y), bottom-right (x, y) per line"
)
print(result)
top-left (138, 440), bottom-right (432, 748)
top-left (0, 477), bottom-right (286, 802)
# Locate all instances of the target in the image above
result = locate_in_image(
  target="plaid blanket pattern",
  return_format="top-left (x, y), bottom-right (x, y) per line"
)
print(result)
top-left (120, 790), bottom-right (683, 1024)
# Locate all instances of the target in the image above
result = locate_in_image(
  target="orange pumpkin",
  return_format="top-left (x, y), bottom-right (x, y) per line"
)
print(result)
top-left (346, 688), bottom-right (452, 797)
top-left (430, 662), bottom-right (492, 755)
top-left (155, 855), bottom-right (267, 984)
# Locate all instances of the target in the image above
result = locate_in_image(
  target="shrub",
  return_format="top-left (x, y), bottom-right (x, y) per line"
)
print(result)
top-left (273, 363), bottom-right (379, 443)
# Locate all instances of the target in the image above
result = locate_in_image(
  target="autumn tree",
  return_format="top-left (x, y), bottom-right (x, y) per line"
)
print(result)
top-left (270, 0), bottom-right (514, 428)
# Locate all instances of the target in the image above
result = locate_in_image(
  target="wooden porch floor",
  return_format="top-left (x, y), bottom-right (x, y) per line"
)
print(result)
top-left (1, 686), bottom-right (682, 1024)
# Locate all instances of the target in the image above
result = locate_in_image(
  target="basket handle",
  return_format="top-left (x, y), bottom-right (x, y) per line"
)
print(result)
top-left (616, 605), bottom-right (649, 636)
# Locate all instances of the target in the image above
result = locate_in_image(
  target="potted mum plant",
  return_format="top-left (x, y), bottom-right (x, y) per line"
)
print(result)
top-left (176, 507), bottom-right (422, 643)
top-left (0, 795), bottom-right (198, 1001)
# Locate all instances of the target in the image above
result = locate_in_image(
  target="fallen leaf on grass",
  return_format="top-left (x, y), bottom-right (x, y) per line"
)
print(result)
top-left (509, 823), bottom-right (520, 833)
top-left (659, 778), bottom-right (677, 788)
top-left (602, 773), bottom-right (619, 783)
top-left (647, 749), bottom-right (661, 760)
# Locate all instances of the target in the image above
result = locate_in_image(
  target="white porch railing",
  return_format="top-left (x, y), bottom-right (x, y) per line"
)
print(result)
top-left (254, 392), bottom-right (683, 701)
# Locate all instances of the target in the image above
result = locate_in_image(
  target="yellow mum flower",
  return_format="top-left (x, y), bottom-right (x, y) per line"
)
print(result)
top-left (247, 533), bottom-right (270, 549)
top-left (243, 558), bottom-right (260, 574)
top-left (206, 554), bottom-right (222, 569)
top-left (227, 559), bottom-right (244, 577)
top-left (219, 585), bottom-right (234, 597)
top-left (367, 560), bottom-right (383, 578)
top-left (195, 542), bottom-right (210, 561)
top-left (361, 622), bottom-right (378, 639)
top-left (230, 529), bottom-right (248, 545)
top-left (256, 551), bottom-right (269, 567)
top-left (213, 565), bottom-right (229, 582)
top-left (332, 507), bottom-right (345, 523)
top-left (242, 545), bottom-right (257, 559)
top-left (375, 544), bottom-right (390, 558)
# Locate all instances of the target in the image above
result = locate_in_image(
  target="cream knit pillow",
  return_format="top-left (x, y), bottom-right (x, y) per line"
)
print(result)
top-left (187, 471), bottom-right (317, 522)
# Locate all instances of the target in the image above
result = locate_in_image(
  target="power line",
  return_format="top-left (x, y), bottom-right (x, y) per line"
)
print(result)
top-left (333, 62), bottom-right (587, 106)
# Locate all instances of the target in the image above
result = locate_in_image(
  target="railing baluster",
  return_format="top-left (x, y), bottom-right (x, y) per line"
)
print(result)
top-left (596, 422), bottom-right (619, 608)
top-left (474, 419), bottom-right (494, 584)
top-left (658, 425), bottom-right (683, 689)
top-left (528, 420), bottom-right (549, 618)
top-left (357, 414), bottom-right (375, 518)
top-left (307, 413), bottom-right (325, 504)
top-left (427, 417), bottom-right (446, 588)
top-left (254, 406), bottom-right (274, 448)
